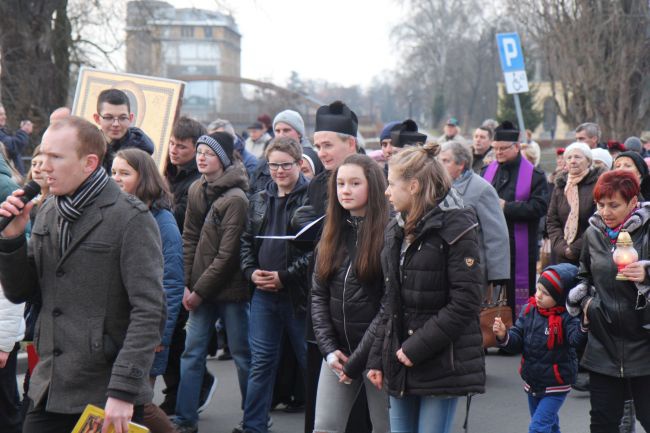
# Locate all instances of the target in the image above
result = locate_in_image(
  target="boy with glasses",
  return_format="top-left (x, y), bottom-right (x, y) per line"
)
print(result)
top-left (93, 89), bottom-right (154, 173)
top-left (238, 137), bottom-right (311, 433)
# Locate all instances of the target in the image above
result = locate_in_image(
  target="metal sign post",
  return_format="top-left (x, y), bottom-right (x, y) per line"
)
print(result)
top-left (496, 32), bottom-right (529, 141)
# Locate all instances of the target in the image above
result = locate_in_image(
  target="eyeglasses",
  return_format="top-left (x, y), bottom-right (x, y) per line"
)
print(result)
top-left (493, 143), bottom-right (515, 153)
top-left (196, 150), bottom-right (218, 159)
top-left (99, 114), bottom-right (130, 125)
top-left (268, 161), bottom-right (298, 171)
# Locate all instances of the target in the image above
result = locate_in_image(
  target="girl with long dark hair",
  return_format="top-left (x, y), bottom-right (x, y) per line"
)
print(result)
top-left (311, 154), bottom-right (390, 433)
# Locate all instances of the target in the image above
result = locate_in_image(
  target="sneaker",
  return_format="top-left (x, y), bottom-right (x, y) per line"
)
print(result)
top-left (197, 372), bottom-right (218, 414)
top-left (232, 417), bottom-right (273, 433)
top-left (172, 420), bottom-right (198, 433)
top-left (217, 346), bottom-right (233, 361)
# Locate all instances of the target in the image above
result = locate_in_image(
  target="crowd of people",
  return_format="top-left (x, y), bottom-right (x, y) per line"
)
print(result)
top-left (0, 91), bottom-right (649, 433)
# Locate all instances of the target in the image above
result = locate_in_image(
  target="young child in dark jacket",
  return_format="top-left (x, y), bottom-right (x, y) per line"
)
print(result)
top-left (493, 263), bottom-right (588, 433)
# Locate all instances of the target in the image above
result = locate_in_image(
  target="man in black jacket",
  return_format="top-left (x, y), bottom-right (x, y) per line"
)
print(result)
top-left (93, 89), bottom-right (155, 173)
top-left (481, 121), bottom-right (548, 318)
top-left (161, 116), bottom-right (217, 416)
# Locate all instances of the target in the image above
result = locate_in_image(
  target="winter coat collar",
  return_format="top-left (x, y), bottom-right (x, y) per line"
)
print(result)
top-left (201, 162), bottom-right (249, 199)
top-left (263, 172), bottom-right (309, 198)
top-left (588, 202), bottom-right (650, 234)
top-left (390, 188), bottom-right (472, 245)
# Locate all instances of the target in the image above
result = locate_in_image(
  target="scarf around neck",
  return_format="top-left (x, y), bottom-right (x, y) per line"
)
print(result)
top-left (563, 168), bottom-right (590, 244)
top-left (525, 296), bottom-right (566, 350)
top-left (55, 167), bottom-right (110, 255)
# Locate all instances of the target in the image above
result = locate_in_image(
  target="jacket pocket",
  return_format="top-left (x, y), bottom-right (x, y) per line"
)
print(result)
top-left (88, 316), bottom-right (107, 365)
top-left (408, 342), bottom-right (455, 385)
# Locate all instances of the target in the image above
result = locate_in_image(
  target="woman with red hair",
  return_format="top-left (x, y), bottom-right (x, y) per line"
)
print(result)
top-left (567, 170), bottom-right (650, 432)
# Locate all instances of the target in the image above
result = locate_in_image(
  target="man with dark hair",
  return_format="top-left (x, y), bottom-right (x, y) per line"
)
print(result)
top-left (93, 88), bottom-right (155, 173)
top-left (0, 116), bottom-right (165, 433)
top-left (161, 116), bottom-right (218, 417)
top-left (166, 116), bottom-right (207, 231)
top-left (472, 126), bottom-right (494, 173)
top-left (0, 104), bottom-right (32, 175)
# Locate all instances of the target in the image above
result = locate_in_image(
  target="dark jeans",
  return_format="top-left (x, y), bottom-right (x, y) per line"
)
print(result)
top-left (589, 371), bottom-right (650, 433)
top-left (0, 343), bottom-right (21, 433)
top-left (22, 400), bottom-right (144, 433)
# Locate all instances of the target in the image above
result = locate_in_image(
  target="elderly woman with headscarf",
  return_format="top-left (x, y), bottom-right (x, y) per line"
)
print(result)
top-left (546, 142), bottom-right (604, 265)
top-left (613, 151), bottom-right (650, 200)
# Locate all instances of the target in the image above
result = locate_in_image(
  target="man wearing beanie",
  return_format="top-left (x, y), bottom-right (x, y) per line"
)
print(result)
top-left (173, 132), bottom-right (252, 433)
top-left (274, 109), bottom-right (312, 148)
top-left (482, 121), bottom-right (549, 319)
top-left (493, 263), bottom-right (588, 433)
top-left (250, 109), bottom-right (312, 195)
top-left (292, 101), bottom-right (371, 433)
top-left (379, 120), bottom-right (401, 162)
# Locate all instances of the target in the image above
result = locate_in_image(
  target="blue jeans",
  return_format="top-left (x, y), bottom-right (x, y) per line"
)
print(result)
top-left (527, 392), bottom-right (567, 433)
top-left (389, 395), bottom-right (458, 433)
top-left (175, 301), bottom-right (251, 426)
top-left (243, 289), bottom-right (306, 433)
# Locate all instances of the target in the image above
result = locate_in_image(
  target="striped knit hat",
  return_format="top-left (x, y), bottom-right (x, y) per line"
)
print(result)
top-left (197, 132), bottom-right (234, 169)
top-left (538, 263), bottom-right (579, 305)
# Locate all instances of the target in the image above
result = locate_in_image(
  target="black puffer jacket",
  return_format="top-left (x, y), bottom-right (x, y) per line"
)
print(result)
top-left (240, 174), bottom-right (312, 313)
top-left (579, 203), bottom-right (650, 378)
top-left (311, 217), bottom-right (384, 379)
top-left (165, 159), bottom-right (201, 233)
top-left (368, 190), bottom-right (486, 397)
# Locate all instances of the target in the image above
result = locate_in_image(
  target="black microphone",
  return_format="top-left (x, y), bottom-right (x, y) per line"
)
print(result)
top-left (0, 181), bottom-right (41, 232)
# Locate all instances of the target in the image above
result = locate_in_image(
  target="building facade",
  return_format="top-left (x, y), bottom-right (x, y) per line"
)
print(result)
top-left (126, 0), bottom-right (241, 121)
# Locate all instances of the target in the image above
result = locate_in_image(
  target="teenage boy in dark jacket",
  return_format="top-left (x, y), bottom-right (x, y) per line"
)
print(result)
top-left (238, 137), bottom-right (311, 433)
top-left (494, 263), bottom-right (587, 433)
top-left (93, 89), bottom-right (155, 173)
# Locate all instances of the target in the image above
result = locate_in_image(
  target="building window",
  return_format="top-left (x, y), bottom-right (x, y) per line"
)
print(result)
top-left (204, 27), bottom-right (213, 38)
top-left (181, 26), bottom-right (194, 38)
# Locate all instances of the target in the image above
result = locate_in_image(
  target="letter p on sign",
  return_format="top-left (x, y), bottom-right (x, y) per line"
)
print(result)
top-left (503, 38), bottom-right (518, 67)
top-left (496, 32), bottom-right (525, 73)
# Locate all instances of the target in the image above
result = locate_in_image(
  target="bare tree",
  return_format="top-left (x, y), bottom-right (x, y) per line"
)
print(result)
top-left (0, 1), bottom-right (71, 129)
top-left (509, 0), bottom-right (650, 138)
top-left (392, 0), bottom-right (502, 129)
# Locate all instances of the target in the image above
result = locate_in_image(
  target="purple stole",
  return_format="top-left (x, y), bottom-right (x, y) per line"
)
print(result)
top-left (483, 158), bottom-right (534, 316)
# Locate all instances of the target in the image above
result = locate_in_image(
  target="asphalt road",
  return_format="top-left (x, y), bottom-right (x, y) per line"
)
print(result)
top-left (157, 349), bottom-right (641, 433)
top-left (16, 348), bottom-right (641, 432)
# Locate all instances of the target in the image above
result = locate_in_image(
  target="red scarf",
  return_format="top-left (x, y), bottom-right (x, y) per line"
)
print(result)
top-left (524, 297), bottom-right (565, 350)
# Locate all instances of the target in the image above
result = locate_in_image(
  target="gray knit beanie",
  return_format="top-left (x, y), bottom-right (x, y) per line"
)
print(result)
top-left (273, 110), bottom-right (306, 139)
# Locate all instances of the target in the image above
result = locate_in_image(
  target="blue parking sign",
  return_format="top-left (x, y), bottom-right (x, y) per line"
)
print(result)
top-left (496, 33), bottom-right (526, 73)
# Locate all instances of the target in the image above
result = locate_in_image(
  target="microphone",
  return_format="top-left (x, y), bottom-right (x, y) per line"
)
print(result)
top-left (0, 180), bottom-right (41, 232)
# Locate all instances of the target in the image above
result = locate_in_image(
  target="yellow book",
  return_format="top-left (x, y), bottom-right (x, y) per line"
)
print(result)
top-left (71, 404), bottom-right (149, 433)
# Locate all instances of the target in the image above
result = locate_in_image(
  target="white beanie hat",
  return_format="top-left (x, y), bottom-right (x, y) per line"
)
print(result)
top-left (591, 148), bottom-right (612, 169)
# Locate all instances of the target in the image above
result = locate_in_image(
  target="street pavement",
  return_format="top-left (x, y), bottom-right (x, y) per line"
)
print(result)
top-left (153, 349), bottom-right (641, 433)
top-left (16, 348), bottom-right (642, 432)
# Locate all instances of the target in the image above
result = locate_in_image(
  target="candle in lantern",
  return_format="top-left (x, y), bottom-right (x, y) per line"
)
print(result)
top-left (612, 230), bottom-right (638, 281)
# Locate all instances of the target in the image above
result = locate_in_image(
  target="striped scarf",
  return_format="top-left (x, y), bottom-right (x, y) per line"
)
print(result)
top-left (55, 168), bottom-right (110, 255)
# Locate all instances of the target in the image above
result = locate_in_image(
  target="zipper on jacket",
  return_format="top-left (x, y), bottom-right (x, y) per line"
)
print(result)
top-left (342, 263), bottom-right (353, 353)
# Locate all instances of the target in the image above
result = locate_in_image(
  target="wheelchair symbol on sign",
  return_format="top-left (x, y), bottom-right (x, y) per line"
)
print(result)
top-left (512, 75), bottom-right (522, 92)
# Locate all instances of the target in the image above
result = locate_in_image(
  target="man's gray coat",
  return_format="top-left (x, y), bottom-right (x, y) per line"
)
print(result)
top-left (0, 181), bottom-right (165, 414)
top-left (453, 171), bottom-right (511, 284)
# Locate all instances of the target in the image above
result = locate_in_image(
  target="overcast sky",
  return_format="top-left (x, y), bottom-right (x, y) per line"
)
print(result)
top-left (164, 0), bottom-right (404, 88)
